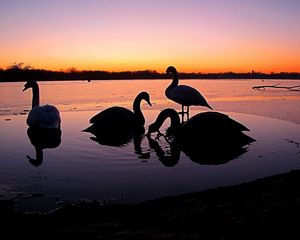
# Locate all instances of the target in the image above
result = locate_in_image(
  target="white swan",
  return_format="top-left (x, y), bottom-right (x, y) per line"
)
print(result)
top-left (23, 80), bottom-right (61, 129)
top-left (165, 66), bottom-right (212, 121)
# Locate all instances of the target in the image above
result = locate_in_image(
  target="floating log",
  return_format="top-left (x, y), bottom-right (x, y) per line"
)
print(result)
top-left (252, 83), bottom-right (300, 91)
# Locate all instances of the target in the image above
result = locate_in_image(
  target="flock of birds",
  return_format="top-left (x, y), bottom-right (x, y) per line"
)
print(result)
top-left (23, 66), bottom-right (255, 165)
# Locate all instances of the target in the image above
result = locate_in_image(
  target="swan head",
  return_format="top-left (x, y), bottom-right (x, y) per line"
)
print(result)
top-left (166, 66), bottom-right (177, 75)
top-left (147, 108), bottom-right (180, 136)
top-left (139, 92), bottom-right (152, 106)
top-left (23, 80), bottom-right (37, 91)
top-left (147, 122), bottom-right (159, 136)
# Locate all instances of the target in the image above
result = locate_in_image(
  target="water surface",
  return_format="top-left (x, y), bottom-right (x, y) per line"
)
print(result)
top-left (1, 79), bottom-right (300, 123)
top-left (0, 79), bottom-right (299, 212)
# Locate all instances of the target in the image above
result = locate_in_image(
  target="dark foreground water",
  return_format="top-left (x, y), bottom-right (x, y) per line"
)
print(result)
top-left (0, 109), bottom-right (299, 213)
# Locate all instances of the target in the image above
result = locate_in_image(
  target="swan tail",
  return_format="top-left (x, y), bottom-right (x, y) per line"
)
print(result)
top-left (206, 103), bottom-right (213, 110)
top-left (201, 96), bottom-right (213, 110)
top-left (246, 134), bottom-right (256, 144)
top-left (83, 125), bottom-right (94, 132)
top-left (239, 133), bottom-right (256, 145)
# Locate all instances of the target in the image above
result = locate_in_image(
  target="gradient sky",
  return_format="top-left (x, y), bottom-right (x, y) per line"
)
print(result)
top-left (1, 0), bottom-right (300, 72)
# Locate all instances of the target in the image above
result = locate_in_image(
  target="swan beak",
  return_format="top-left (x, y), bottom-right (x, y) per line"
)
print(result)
top-left (23, 86), bottom-right (29, 92)
top-left (146, 100), bottom-right (152, 106)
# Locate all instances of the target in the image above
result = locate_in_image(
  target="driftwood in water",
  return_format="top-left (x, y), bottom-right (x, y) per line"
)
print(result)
top-left (252, 83), bottom-right (300, 91)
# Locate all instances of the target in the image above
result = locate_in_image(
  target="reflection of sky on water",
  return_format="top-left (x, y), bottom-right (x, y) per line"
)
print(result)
top-left (0, 110), bottom-right (299, 213)
top-left (1, 79), bottom-right (300, 124)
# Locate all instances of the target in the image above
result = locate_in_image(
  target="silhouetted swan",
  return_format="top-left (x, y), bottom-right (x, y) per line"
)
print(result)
top-left (165, 66), bottom-right (212, 121)
top-left (23, 80), bottom-right (61, 129)
top-left (27, 127), bottom-right (61, 167)
top-left (84, 92), bottom-right (152, 139)
top-left (147, 108), bottom-right (255, 149)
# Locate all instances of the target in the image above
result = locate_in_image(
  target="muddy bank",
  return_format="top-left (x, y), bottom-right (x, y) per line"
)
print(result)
top-left (2, 169), bottom-right (300, 239)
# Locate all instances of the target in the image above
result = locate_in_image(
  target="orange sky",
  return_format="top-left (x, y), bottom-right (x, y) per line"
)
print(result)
top-left (1, 0), bottom-right (300, 73)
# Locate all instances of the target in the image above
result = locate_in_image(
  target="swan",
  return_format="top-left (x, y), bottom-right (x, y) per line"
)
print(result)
top-left (147, 108), bottom-right (255, 149)
top-left (23, 80), bottom-right (61, 129)
top-left (84, 91), bottom-right (152, 136)
top-left (165, 66), bottom-right (212, 121)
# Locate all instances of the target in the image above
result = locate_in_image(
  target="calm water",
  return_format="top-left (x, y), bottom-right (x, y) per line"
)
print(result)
top-left (0, 79), bottom-right (300, 212)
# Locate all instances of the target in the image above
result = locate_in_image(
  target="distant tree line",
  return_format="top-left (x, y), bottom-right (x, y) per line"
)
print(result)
top-left (0, 65), bottom-right (299, 82)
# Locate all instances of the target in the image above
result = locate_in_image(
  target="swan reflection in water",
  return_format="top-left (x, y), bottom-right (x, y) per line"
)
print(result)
top-left (85, 128), bottom-right (150, 160)
top-left (147, 134), bottom-right (249, 166)
top-left (147, 108), bottom-right (255, 165)
top-left (87, 128), bottom-right (135, 147)
top-left (26, 127), bottom-right (62, 167)
top-left (146, 135), bottom-right (180, 167)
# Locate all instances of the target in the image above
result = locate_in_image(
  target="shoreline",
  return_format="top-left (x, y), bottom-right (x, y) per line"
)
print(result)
top-left (1, 78), bottom-right (300, 83)
top-left (2, 169), bottom-right (300, 239)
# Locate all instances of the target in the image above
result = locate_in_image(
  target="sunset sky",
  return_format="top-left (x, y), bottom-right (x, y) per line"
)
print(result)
top-left (1, 0), bottom-right (300, 73)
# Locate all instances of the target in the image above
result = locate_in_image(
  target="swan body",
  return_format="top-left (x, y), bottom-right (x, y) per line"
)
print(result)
top-left (23, 80), bottom-right (61, 129)
top-left (84, 92), bottom-right (152, 136)
top-left (147, 108), bottom-right (254, 148)
top-left (165, 66), bottom-right (212, 120)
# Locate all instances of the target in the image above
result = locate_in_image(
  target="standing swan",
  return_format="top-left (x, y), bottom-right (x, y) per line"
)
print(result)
top-left (165, 66), bottom-right (212, 121)
top-left (23, 80), bottom-right (61, 129)
top-left (84, 92), bottom-right (152, 136)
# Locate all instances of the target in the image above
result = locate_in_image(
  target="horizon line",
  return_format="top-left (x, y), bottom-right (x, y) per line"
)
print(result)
top-left (1, 66), bottom-right (300, 75)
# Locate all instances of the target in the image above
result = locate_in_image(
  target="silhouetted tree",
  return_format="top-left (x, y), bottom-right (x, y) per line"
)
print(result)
top-left (0, 65), bottom-right (299, 82)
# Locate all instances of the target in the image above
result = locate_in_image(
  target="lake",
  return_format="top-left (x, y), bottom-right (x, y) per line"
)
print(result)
top-left (0, 79), bottom-right (300, 213)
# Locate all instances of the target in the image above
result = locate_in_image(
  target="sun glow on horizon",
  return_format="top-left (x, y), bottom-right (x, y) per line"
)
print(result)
top-left (1, 0), bottom-right (300, 73)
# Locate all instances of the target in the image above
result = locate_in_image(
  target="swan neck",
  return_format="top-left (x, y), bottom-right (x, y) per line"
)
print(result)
top-left (156, 110), bottom-right (180, 130)
top-left (169, 111), bottom-right (181, 129)
top-left (133, 95), bottom-right (145, 125)
top-left (168, 72), bottom-right (179, 89)
top-left (31, 84), bottom-right (40, 108)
